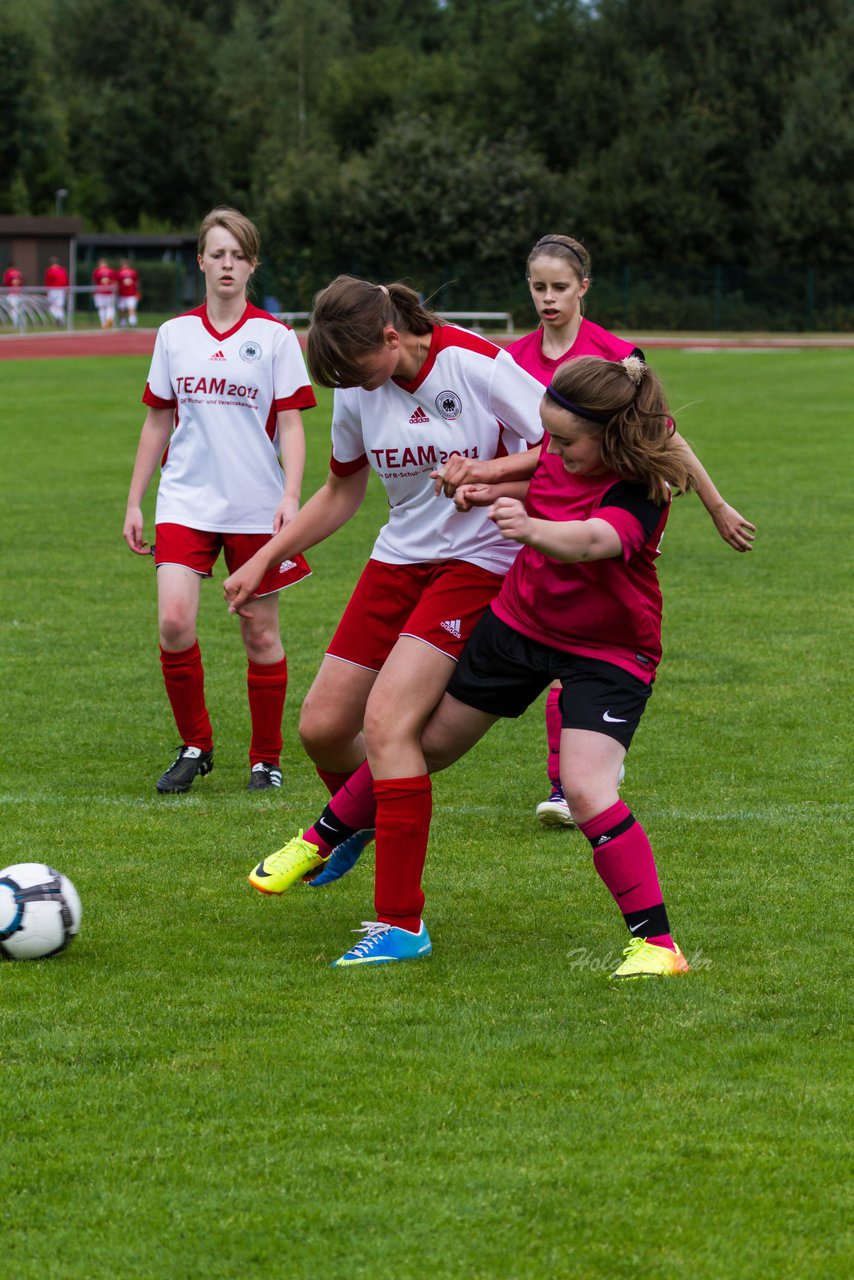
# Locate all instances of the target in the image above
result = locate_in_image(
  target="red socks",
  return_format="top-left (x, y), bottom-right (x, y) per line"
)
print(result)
top-left (580, 800), bottom-right (675, 951)
top-left (316, 767), bottom-right (355, 796)
top-left (374, 774), bottom-right (432, 933)
top-left (246, 657), bottom-right (287, 767)
top-left (159, 642), bottom-right (213, 752)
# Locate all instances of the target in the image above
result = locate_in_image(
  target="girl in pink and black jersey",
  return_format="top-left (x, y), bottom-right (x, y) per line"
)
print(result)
top-left (123, 207), bottom-right (315, 794)
top-left (222, 276), bottom-right (545, 952)
top-left (443, 234), bottom-right (755, 829)
top-left (415, 355), bottom-right (698, 978)
top-left (309, 355), bottom-right (699, 975)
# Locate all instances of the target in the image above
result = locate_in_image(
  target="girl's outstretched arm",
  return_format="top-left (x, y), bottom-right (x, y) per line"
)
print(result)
top-left (672, 431), bottom-right (755, 551)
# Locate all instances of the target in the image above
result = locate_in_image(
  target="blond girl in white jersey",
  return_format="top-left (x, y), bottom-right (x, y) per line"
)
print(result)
top-left (124, 207), bottom-right (315, 794)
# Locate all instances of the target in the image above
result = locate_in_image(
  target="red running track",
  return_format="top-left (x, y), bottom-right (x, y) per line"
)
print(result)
top-left (1, 329), bottom-right (852, 361)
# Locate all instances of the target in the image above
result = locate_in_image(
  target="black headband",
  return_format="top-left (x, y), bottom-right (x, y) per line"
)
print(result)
top-left (533, 239), bottom-right (586, 270)
top-left (545, 385), bottom-right (613, 424)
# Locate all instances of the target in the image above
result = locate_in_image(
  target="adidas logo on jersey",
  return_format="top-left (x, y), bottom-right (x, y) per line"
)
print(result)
top-left (210, 349), bottom-right (227, 361)
top-left (408, 406), bottom-right (430, 424)
top-left (440, 619), bottom-right (462, 639)
top-left (279, 559), bottom-right (297, 573)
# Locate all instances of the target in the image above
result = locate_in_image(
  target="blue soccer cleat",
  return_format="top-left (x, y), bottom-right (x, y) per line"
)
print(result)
top-left (307, 829), bottom-right (375, 887)
top-left (330, 920), bottom-right (432, 967)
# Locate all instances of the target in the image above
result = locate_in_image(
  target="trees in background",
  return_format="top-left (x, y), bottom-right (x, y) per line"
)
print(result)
top-left (2, 0), bottom-right (852, 306)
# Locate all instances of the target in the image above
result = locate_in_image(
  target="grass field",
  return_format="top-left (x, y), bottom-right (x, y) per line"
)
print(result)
top-left (0, 349), bottom-right (851, 1278)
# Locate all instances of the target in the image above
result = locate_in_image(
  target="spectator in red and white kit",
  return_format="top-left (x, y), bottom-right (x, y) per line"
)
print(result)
top-left (92, 258), bottom-right (116, 329)
top-left (44, 257), bottom-right (70, 325)
top-left (3, 263), bottom-right (24, 325)
top-left (116, 258), bottom-right (141, 327)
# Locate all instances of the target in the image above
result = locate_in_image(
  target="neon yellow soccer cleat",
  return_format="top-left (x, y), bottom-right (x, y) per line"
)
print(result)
top-left (610, 937), bottom-right (690, 980)
top-left (248, 832), bottom-right (326, 895)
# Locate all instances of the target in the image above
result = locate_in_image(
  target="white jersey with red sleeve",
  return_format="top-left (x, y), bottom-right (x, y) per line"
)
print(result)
top-left (143, 302), bottom-right (316, 532)
top-left (330, 325), bottom-right (544, 574)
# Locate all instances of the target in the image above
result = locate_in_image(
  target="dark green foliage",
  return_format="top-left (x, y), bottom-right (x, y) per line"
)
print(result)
top-left (2, 0), bottom-right (854, 296)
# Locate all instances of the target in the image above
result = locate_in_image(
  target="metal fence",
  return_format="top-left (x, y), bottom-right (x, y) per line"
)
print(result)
top-left (0, 285), bottom-right (112, 332)
top-left (5, 264), bottom-right (854, 334)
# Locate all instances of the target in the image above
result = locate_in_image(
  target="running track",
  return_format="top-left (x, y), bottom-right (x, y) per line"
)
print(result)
top-left (2, 329), bottom-right (853, 360)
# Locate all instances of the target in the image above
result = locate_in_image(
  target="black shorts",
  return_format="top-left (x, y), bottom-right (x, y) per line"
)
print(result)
top-left (446, 609), bottom-right (653, 748)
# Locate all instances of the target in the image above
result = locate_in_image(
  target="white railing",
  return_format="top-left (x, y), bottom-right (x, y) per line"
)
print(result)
top-left (0, 285), bottom-right (114, 332)
top-left (278, 310), bottom-right (514, 333)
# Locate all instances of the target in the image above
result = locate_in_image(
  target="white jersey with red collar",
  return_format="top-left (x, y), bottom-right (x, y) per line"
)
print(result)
top-left (143, 302), bottom-right (316, 532)
top-left (330, 325), bottom-right (544, 573)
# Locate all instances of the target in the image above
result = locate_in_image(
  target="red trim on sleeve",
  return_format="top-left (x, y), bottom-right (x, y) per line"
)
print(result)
top-left (142, 382), bottom-right (175, 409)
top-left (274, 385), bottom-right (317, 412)
top-left (330, 452), bottom-right (369, 477)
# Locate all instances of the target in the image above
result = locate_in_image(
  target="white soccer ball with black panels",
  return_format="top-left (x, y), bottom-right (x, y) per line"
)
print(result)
top-left (0, 863), bottom-right (82, 960)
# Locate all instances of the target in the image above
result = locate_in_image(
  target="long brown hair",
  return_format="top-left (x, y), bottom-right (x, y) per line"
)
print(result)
top-left (307, 275), bottom-right (443, 388)
top-left (548, 356), bottom-right (696, 504)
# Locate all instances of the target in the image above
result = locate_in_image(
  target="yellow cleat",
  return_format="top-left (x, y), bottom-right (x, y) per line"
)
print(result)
top-left (610, 937), bottom-right (690, 980)
top-left (248, 831), bottom-right (326, 895)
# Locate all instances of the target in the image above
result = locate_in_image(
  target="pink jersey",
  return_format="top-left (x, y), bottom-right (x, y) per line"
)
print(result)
top-left (506, 317), bottom-right (641, 387)
top-left (142, 302), bottom-right (316, 532)
top-left (492, 463), bottom-right (669, 683)
top-left (330, 325), bottom-right (544, 574)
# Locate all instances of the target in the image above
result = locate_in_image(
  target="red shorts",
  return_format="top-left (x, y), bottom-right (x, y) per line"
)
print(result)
top-left (153, 523), bottom-right (311, 596)
top-left (327, 558), bottom-right (505, 671)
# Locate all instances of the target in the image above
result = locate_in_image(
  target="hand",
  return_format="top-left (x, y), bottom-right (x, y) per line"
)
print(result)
top-left (123, 506), bottom-right (150, 555)
top-left (453, 483), bottom-right (497, 512)
top-left (488, 496), bottom-right (531, 544)
top-left (712, 502), bottom-right (756, 552)
top-left (223, 561), bottom-right (263, 617)
top-left (272, 494), bottom-right (300, 534)
top-left (431, 455), bottom-right (485, 497)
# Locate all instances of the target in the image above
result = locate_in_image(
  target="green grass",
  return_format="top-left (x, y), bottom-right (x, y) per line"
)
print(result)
top-left (0, 351), bottom-right (851, 1279)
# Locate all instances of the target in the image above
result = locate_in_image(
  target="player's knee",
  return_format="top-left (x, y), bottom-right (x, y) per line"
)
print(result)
top-left (159, 607), bottom-right (195, 650)
top-left (242, 623), bottom-right (279, 662)
top-left (298, 703), bottom-right (343, 758)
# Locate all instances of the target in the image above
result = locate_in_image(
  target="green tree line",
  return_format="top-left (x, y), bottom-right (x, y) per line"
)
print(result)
top-left (2, 0), bottom-right (853, 312)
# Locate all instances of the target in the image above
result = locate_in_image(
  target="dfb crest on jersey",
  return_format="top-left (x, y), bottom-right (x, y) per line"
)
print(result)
top-left (240, 341), bottom-right (262, 363)
top-left (435, 390), bottom-right (462, 421)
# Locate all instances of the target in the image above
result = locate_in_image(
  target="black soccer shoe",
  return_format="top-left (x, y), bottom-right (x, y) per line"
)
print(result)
top-left (247, 762), bottom-right (283, 791)
top-left (156, 745), bottom-right (214, 794)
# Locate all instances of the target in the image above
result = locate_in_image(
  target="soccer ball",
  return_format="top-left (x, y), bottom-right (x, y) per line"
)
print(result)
top-left (0, 863), bottom-right (82, 960)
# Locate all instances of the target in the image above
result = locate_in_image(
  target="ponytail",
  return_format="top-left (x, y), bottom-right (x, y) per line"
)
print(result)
top-left (307, 275), bottom-right (442, 388)
top-left (548, 356), bottom-right (696, 504)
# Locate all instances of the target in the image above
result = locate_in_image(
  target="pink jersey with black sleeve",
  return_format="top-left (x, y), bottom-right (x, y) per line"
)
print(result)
top-left (329, 325), bottom-right (544, 574)
top-left (142, 302), bottom-right (316, 532)
top-left (492, 463), bottom-right (670, 682)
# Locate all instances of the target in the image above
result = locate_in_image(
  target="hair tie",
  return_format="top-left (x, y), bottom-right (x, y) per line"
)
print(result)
top-left (534, 239), bottom-right (586, 270)
top-left (621, 355), bottom-right (646, 386)
top-left (545, 385), bottom-right (612, 424)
